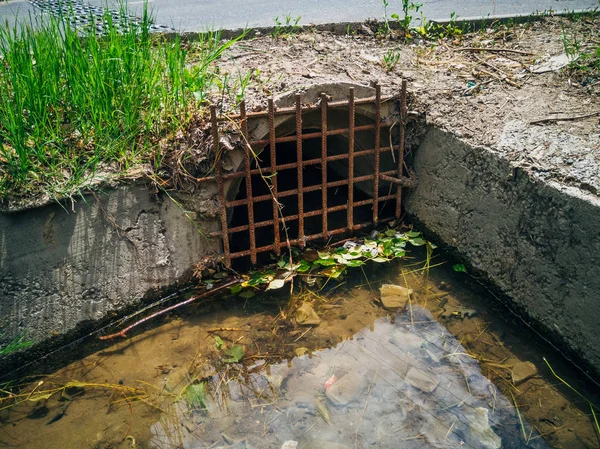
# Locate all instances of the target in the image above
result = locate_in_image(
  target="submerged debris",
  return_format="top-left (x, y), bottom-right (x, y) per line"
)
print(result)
top-left (379, 283), bottom-right (413, 310)
top-left (295, 303), bottom-right (321, 326)
top-left (151, 307), bottom-right (549, 449)
top-left (511, 361), bottom-right (539, 385)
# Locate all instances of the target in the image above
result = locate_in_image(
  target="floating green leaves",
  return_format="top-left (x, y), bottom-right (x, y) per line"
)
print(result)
top-left (453, 264), bottom-right (467, 273)
top-left (186, 382), bottom-right (207, 409)
top-left (223, 345), bottom-right (245, 363)
top-left (225, 228), bottom-right (430, 300)
top-left (230, 284), bottom-right (243, 294)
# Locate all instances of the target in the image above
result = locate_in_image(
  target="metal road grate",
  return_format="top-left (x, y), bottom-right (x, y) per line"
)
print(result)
top-left (28, 0), bottom-right (173, 33)
top-left (202, 81), bottom-right (409, 267)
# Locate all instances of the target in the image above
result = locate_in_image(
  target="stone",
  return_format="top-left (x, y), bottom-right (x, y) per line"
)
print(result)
top-left (281, 441), bottom-right (298, 449)
top-left (511, 361), bottom-right (538, 385)
top-left (295, 302), bottom-right (321, 326)
top-left (325, 372), bottom-right (366, 406)
top-left (295, 347), bottom-right (309, 357)
top-left (379, 284), bottom-right (413, 310)
top-left (405, 367), bottom-right (439, 393)
top-left (468, 407), bottom-right (502, 449)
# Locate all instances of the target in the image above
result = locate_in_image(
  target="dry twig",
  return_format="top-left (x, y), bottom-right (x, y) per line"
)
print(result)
top-left (530, 110), bottom-right (600, 124)
top-left (99, 278), bottom-right (241, 340)
top-left (458, 47), bottom-right (534, 56)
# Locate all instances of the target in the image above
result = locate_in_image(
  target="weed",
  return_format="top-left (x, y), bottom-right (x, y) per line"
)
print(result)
top-left (381, 0), bottom-right (392, 34)
top-left (0, 3), bottom-right (244, 201)
top-left (543, 358), bottom-right (600, 442)
top-left (391, 0), bottom-right (423, 39)
top-left (560, 21), bottom-right (600, 82)
top-left (0, 334), bottom-right (33, 357)
top-left (271, 15), bottom-right (302, 38)
top-left (383, 48), bottom-right (401, 71)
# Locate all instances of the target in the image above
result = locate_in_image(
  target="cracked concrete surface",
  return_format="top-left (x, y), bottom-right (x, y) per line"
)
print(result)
top-left (405, 128), bottom-right (600, 376)
top-left (0, 183), bottom-right (220, 344)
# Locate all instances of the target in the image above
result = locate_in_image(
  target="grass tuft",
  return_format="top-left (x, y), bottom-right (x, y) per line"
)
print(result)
top-left (0, 3), bottom-right (245, 201)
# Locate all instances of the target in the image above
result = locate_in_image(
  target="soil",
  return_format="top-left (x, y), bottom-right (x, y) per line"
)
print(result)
top-left (213, 15), bottom-right (600, 197)
top-left (1, 252), bottom-right (599, 448)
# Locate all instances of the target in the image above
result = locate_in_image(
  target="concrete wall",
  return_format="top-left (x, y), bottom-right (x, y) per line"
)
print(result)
top-left (405, 127), bottom-right (600, 375)
top-left (0, 183), bottom-right (221, 344)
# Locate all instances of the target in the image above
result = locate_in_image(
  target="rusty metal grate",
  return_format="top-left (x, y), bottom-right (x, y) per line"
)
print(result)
top-left (202, 81), bottom-right (409, 267)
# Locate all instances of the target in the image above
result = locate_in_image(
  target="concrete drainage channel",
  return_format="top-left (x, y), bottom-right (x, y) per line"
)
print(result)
top-left (0, 78), bottom-right (599, 387)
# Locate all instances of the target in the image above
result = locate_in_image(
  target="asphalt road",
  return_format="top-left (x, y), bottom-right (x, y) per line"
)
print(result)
top-left (0, 0), bottom-right (598, 32)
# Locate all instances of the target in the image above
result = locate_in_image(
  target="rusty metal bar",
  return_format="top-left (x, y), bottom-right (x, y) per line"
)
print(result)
top-left (396, 80), bottom-right (407, 220)
top-left (196, 145), bottom-right (402, 184)
top-left (240, 101), bottom-right (257, 265)
top-left (373, 83), bottom-right (381, 225)
top-left (226, 170), bottom-right (397, 208)
top-left (218, 94), bottom-right (399, 120)
top-left (209, 84), bottom-right (409, 264)
top-left (379, 174), bottom-right (415, 187)
top-left (228, 216), bottom-right (396, 259)
top-left (268, 98), bottom-right (281, 256)
top-left (320, 92), bottom-right (328, 239)
top-left (296, 94), bottom-right (305, 248)
top-left (211, 105), bottom-right (231, 268)
top-left (224, 192), bottom-right (398, 235)
top-left (248, 125), bottom-right (376, 150)
top-left (347, 88), bottom-right (355, 233)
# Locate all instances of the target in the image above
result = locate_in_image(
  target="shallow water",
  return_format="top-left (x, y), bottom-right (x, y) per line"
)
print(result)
top-left (1, 254), bottom-right (599, 449)
top-left (151, 307), bottom-right (548, 449)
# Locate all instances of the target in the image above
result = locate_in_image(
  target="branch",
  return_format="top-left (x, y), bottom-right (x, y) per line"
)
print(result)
top-left (458, 47), bottom-right (534, 56)
top-left (530, 111), bottom-right (600, 125)
top-left (99, 277), bottom-right (242, 340)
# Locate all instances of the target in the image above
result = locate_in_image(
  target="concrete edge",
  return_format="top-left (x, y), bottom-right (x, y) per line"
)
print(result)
top-left (162, 8), bottom-right (599, 42)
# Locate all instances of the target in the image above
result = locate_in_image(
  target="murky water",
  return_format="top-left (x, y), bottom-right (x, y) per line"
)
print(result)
top-left (1, 252), bottom-right (599, 449)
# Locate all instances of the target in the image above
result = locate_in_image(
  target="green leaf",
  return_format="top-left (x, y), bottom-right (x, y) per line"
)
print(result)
top-left (239, 290), bottom-right (255, 299)
top-left (297, 261), bottom-right (312, 273)
top-left (323, 267), bottom-right (345, 279)
top-left (363, 239), bottom-right (377, 248)
top-left (372, 257), bottom-right (389, 263)
top-left (314, 258), bottom-right (337, 267)
top-left (223, 345), bottom-right (245, 363)
top-left (453, 264), bottom-right (467, 273)
top-left (186, 382), bottom-right (207, 409)
top-left (317, 251), bottom-right (331, 259)
top-left (405, 231), bottom-right (421, 238)
top-left (230, 284), bottom-right (242, 294)
top-left (334, 255), bottom-right (349, 265)
top-left (342, 252), bottom-right (362, 260)
top-left (266, 279), bottom-right (286, 290)
top-left (214, 335), bottom-right (223, 349)
top-left (346, 259), bottom-right (365, 267)
top-left (409, 238), bottom-right (427, 246)
top-left (385, 229), bottom-right (396, 237)
top-left (27, 393), bottom-right (54, 402)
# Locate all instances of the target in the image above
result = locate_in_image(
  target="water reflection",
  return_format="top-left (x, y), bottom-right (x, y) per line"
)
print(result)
top-left (152, 307), bottom-right (548, 449)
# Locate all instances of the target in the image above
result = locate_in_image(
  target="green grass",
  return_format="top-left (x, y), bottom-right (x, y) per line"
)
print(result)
top-left (0, 4), bottom-right (244, 201)
top-left (0, 334), bottom-right (33, 358)
top-left (271, 15), bottom-right (302, 38)
top-left (561, 22), bottom-right (600, 82)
